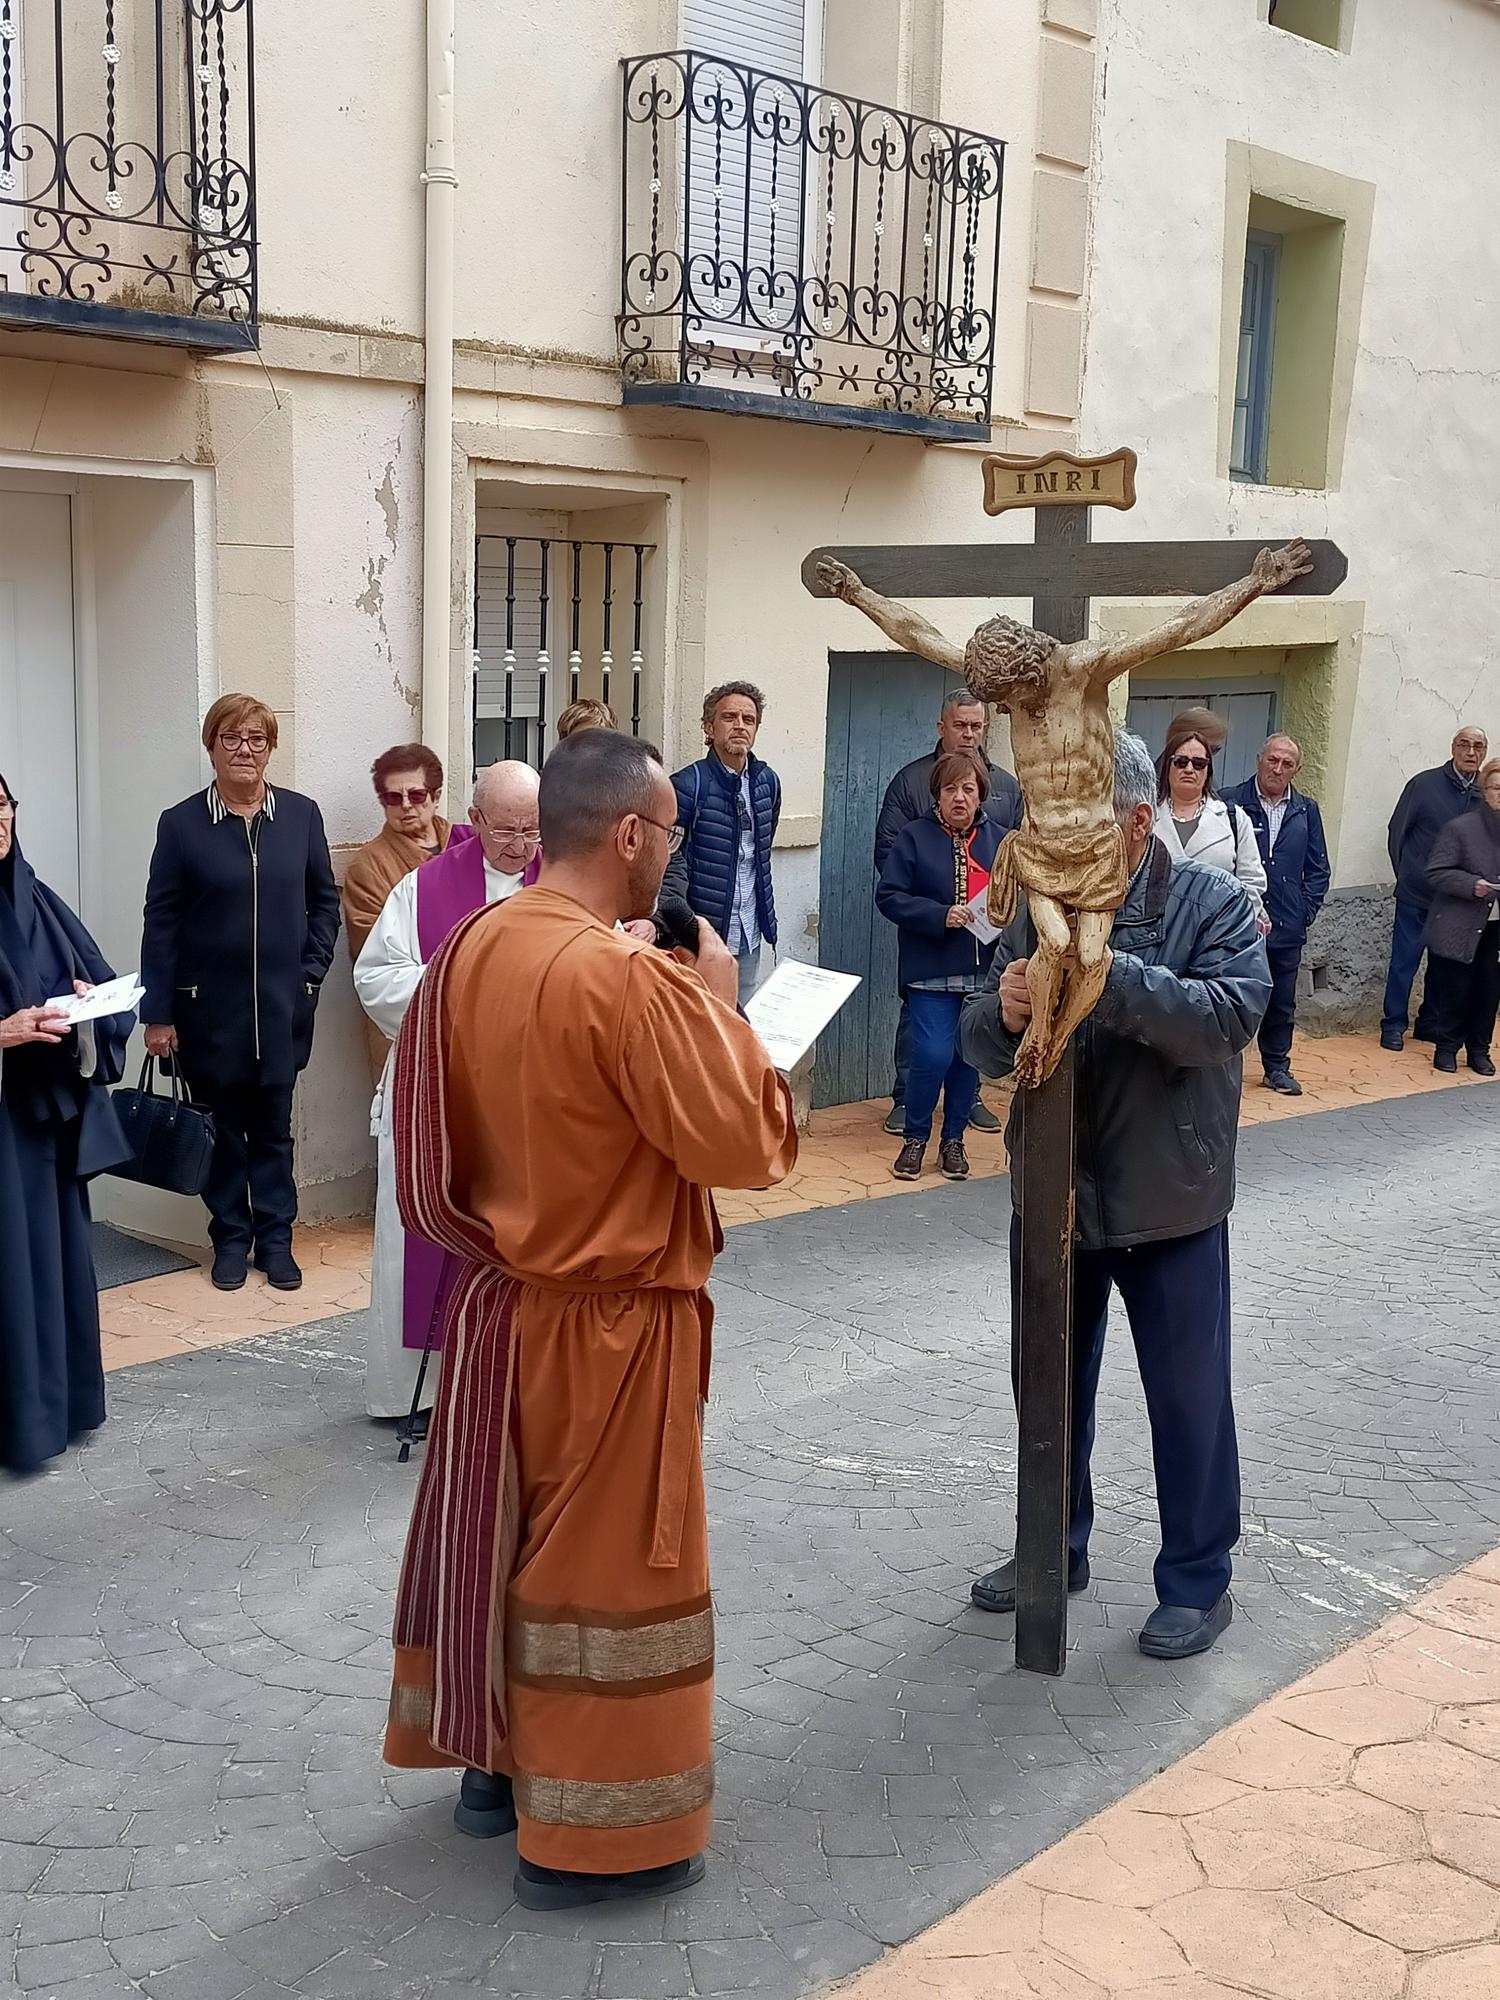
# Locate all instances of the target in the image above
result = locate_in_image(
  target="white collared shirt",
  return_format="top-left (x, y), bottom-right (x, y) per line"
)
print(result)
top-left (1256, 787), bottom-right (1290, 855)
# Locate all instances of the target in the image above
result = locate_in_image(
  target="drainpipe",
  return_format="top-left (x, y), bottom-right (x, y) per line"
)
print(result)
top-left (420, 0), bottom-right (457, 774)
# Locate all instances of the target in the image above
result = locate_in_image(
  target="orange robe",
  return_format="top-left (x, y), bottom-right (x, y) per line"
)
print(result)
top-left (341, 819), bottom-right (449, 1083)
top-left (383, 886), bottom-right (797, 1874)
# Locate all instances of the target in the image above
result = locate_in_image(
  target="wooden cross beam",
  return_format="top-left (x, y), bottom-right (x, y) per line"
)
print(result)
top-left (803, 448), bottom-right (1348, 1677)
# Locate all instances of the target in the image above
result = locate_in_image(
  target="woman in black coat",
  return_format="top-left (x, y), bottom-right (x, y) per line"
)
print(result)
top-left (0, 775), bottom-right (135, 1475)
top-left (1421, 758), bottom-right (1500, 1076)
top-left (141, 695), bottom-right (341, 1293)
top-left (876, 752), bottom-right (1004, 1185)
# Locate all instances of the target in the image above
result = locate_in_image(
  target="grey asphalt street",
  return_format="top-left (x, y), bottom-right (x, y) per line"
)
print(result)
top-left (2, 1086), bottom-right (1498, 2000)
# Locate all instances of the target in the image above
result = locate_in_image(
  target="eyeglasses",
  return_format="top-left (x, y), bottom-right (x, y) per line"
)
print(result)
top-left (379, 787), bottom-right (434, 809)
top-left (218, 732), bottom-right (269, 753)
top-left (473, 809), bottom-right (540, 843)
top-left (1170, 755), bottom-right (1210, 773)
top-left (638, 813), bottom-right (685, 853)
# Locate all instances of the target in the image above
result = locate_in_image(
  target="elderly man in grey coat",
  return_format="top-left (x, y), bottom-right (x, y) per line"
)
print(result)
top-left (960, 731), bottom-right (1271, 1661)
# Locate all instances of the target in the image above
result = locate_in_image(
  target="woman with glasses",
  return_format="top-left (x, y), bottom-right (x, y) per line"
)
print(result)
top-left (140, 694), bottom-right (342, 1294)
top-left (0, 774), bottom-right (136, 1475)
top-left (342, 745), bottom-right (453, 1084)
top-left (1152, 710), bottom-right (1269, 933)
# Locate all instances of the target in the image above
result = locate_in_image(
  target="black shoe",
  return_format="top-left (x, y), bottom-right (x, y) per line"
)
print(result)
top-left (1264, 1068), bottom-right (1302, 1096)
top-left (939, 1139), bottom-right (970, 1181)
top-left (970, 1554), bottom-right (1090, 1615)
top-left (883, 1104), bottom-right (906, 1136)
top-left (255, 1248), bottom-right (303, 1291)
top-left (968, 1100), bottom-right (1002, 1134)
top-left (210, 1250), bottom-right (248, 1292)
top-left (892, 1139), bottom-right (926, 1181)
top-left (1468, 1050), bottom-right (1497, 1077)
top-left (1434, 1049), bottom-right (1459, 1075)
top-left (1138, 1593), bottom-right (1233, 1659)
top-left (453, 1769), bottom-right (517, 1839)
top-left (1379, 1029), bottom-right (1404, 1052)
top-left (514, 1854), bottom-right (705, 1911)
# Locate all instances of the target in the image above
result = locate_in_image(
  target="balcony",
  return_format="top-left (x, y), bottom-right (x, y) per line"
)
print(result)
top-left (618, 51), bottom-right (1006, 441)
top-left (0, 0), bottom-right (256, 351)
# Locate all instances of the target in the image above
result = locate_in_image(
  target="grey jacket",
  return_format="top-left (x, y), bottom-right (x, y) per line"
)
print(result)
top-left (1423, 807), bottom-right (1500, 964)
top-left (960, 840), bottom-right (1271, 1250)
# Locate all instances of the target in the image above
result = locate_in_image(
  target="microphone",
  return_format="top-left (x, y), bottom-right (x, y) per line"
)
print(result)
top-left (652, 896), bottom-right (703, 956)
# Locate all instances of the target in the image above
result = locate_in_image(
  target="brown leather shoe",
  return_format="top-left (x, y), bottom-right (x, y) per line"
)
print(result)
top-left (939, 1139), bottom-right (970, 1181)
top-left (892, 1139), bottom-right (926, 1180)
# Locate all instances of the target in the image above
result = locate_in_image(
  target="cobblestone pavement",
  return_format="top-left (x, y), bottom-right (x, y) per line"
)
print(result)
top-left (3, 1087), bottom-right (1498, 2000)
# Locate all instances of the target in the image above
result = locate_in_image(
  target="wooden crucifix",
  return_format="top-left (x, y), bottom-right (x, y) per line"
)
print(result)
top-left (803, 447), bottom-right (1347, 1675)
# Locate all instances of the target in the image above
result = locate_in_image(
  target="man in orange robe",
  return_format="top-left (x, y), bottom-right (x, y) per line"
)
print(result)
top-left (383, 728), bottom-right (798, 1910)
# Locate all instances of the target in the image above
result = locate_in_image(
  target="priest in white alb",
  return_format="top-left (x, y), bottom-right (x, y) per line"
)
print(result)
top-left (353, 760), bottom-right (542, 1420)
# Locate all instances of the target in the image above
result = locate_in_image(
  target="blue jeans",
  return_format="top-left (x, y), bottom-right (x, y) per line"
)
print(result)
top-left (1009, 1214), bottom-right (1240, 1610)
top-left (902, 990), bottom-right (979, 1144)
top-left (736, 942), bottom-right (765, 1008)
top-left (1381, 895), bottom-right (1429, 1037)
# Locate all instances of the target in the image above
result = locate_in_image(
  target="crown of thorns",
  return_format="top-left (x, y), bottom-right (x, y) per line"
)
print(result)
top-left (963, 615), bottom-right (1057, 695)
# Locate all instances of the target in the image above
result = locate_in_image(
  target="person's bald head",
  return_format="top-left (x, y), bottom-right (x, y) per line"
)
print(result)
top-left (538, 730), bottom-right (674, 921)
top-left (469, 759), bottom-right (541, 875)
top-left (1453, 725), bottom-right (1489, 777)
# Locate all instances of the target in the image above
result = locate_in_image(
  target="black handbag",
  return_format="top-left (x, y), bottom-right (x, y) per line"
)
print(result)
top-left (110, 1058), bottom-right (217, 1197)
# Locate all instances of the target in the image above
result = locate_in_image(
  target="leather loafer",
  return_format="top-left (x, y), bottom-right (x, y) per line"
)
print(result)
top-left (1138, 1592), bottom-right (1233, 1659)
top-left (971, 1554), bottom-right (1089, 1615)
top-left (453, 1768), bottom-right (517, 1839)
top-left (210, 1250), bottom-right (248, 1292)
top-left (1434, 1050), bottom-right (1459, 1075)
top-left (1379, 1029), bottom-right (1404, 1052)
top-left (1468, 1050), bottom-right (1497, 1077)
top-left (515, 1853), bottom-right (705, 1910)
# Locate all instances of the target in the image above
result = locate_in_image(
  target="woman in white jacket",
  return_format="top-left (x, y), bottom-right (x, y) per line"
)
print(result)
top-left (1152, 710), bottom-right (1270, 933)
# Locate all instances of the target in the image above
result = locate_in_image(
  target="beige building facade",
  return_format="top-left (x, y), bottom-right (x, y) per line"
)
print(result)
top-left (0, 0), bottom-right (1493, 1232)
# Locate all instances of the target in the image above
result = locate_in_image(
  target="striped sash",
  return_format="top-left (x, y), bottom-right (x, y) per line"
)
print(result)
top-left (388, 908), bottom-right (522, 1769)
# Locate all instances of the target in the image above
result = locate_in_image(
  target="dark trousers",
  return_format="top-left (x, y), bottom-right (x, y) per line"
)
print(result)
top-left (890, 999), bottom-right (912, 1106)
top-left (1423, 926), bottom-right (1500, 1059)
top-left (1259, 943), bottom-right (1303, 1071)
top-left (903, 991), bottom-right (979, 1144)
top-left (1009, 1214), bottom-right (1241, 1609)
top-left (1381, 895), bottom-right (1430, 1037)
top-left (197, 1082), bottom-right (296, 1256)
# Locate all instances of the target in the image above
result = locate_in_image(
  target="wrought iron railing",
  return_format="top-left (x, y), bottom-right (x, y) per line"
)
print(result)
top-left (618, 51), bottom-right (1005, 437)
top-left (0, 0), bottom-right (256, 346)
top-left (473, 538), bottom-right (655, 775)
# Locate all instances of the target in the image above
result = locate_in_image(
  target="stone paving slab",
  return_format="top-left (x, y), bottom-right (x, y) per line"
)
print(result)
top-left (834, 1547), bottom-right (1500, 2000)
top-left (4, 1087), bottom-right (1500, 1999)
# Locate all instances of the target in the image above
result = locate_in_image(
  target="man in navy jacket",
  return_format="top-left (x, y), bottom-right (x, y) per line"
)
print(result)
top-left (1379, 724), bottom-right (1487, 1049)
top-left (1224, 734), bottom-right (1329, 1095)
top-left (664, 682), bottom-right (780, 1006)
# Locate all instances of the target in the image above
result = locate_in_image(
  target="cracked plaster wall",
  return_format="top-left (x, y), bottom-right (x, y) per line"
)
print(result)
top-left (1082, 0), bottom-right (1500, 927)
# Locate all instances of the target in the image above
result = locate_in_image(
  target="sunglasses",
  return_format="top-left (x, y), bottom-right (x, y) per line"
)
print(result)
top-left (1171, 755), bottom-right (1210, 773)
top-left (379, 787), bottom-right (434, 808)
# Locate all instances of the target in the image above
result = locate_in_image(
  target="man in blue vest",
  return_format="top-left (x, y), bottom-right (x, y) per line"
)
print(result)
top-left (665, 682), bottom-right (781, 1006)
top-left (1224, 733), bottom-right (1330, 1095)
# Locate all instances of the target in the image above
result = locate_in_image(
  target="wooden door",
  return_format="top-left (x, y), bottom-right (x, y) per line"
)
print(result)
top-left (1125, 678), bottom-right (1279, 793)
top-left (816, 650), bottom-right (966, 1108)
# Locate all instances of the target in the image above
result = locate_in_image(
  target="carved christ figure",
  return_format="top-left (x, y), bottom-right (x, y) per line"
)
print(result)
top-left (817, 542), bottom-right (1313, 1087)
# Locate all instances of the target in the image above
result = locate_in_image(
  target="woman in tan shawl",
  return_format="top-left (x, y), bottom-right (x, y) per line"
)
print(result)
top-left (341, 745), bottom-right (451, 1082)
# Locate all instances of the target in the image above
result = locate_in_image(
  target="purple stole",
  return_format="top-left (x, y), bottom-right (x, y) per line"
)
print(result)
top-left (400, 828), bottom-right (541, 1349)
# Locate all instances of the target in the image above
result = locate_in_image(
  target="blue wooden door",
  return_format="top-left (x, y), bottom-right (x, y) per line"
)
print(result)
top-left (1126, 679), bottom-right (1280, 792)
top-left (816, 650), bottom-right (967, 1108)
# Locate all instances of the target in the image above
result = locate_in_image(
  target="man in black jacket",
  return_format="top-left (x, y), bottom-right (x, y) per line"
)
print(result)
top-left (1380, 725), bottom-right (1487, 1049)
top-left (1224, 734), bottom-right (1329, 1095)
top-left (960, 731), bottom-right (1270, 1661)
top-left (874, 691), bottom-right (1022, 1134)
top-left (664, 682), bottom-right (781, 1006)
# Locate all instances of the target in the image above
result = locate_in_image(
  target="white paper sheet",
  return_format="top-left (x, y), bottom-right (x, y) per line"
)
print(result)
top-left (43, 974), bottom-right (145, 1025)
top-left (744, 960), bottom-right (860, 1072)
top-left (963, 889), bottom-right (1002, 946)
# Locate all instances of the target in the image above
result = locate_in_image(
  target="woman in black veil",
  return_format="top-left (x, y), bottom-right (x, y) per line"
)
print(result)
top-left (0, 773), bottom-right (135, 1474)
